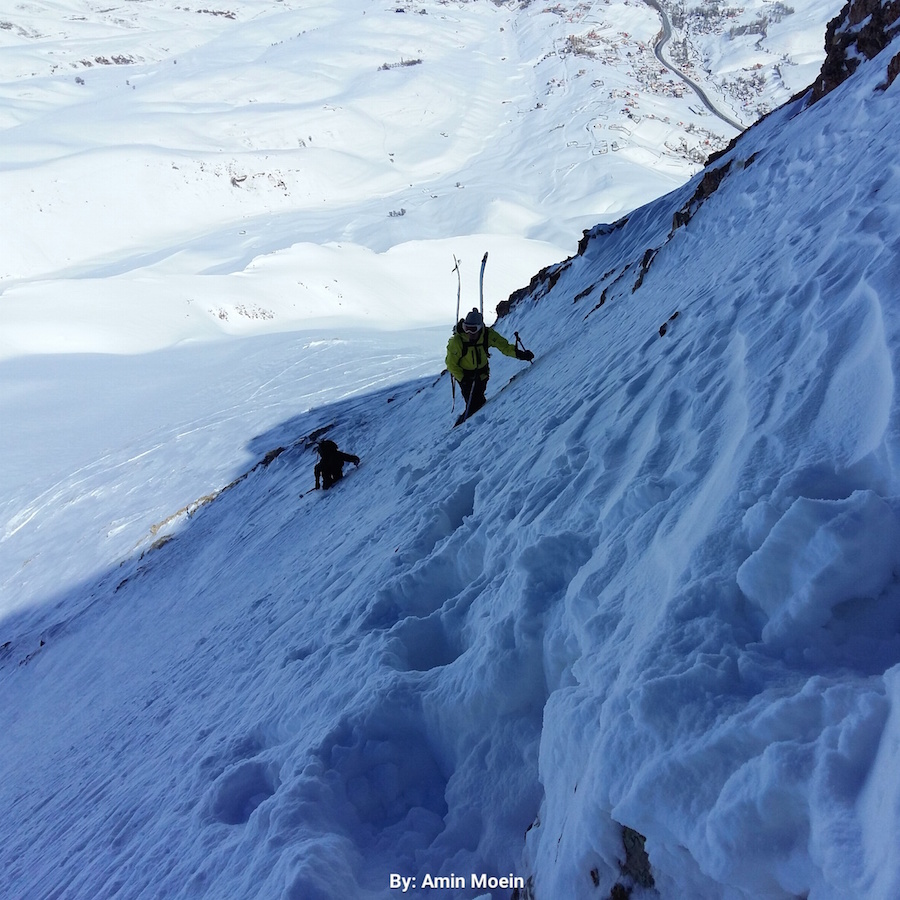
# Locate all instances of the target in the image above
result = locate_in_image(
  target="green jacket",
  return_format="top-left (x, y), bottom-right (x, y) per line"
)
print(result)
top-left (446, 325), bottom-right (518, 382)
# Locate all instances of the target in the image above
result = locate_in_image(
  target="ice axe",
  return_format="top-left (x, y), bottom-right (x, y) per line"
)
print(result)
top-left (514, 331), bottom-right (533, 363)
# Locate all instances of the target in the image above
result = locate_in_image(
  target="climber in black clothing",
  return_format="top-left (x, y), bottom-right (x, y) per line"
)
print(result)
top-left (314, 439), bottom-right (360, 490)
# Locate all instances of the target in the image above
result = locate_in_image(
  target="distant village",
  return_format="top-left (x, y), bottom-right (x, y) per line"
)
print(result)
top-left (393, 0), bottom-right (800, 166)
top-left (534, 0), bottom-right (799, 163)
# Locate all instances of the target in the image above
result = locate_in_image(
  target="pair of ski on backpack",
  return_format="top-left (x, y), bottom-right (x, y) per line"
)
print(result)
top-left (448, 253), bottom-right (534, 425)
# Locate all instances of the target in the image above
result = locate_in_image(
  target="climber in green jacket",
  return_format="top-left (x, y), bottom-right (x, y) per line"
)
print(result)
top-left (446, 308), bottom-right (534, 425)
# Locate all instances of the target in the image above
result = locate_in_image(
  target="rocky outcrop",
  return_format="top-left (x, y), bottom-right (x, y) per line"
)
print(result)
top-left (670, 160), bottom-right (733, 234)
top-left (886, 47), bottom-right (900, 86)
top-left (810, 0), bottom-right (900, 102)
top-left (619, 825), bottom-right (655, 890)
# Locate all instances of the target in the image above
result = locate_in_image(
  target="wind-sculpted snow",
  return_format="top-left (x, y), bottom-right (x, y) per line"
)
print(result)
top-left (3, 10), bottom-right (900, 900)
top-left (738, 491), bottom-right (900, 645)
top-left (516, 41), bottom-right (900, 900)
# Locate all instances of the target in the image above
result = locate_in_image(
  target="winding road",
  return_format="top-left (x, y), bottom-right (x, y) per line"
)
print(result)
top-left (643, 0), bottom-right (746, 133)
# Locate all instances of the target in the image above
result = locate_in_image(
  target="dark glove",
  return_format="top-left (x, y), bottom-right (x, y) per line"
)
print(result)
top-left (516, 348), bottom-right (534, 362)
top-left (350, 455), bottom-right (360, 466)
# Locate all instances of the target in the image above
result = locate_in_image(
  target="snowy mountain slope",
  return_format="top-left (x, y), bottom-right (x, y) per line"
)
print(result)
top-left (3, 11), bottom-right (900, 900)
top-left (512, 36), bottom-right (900, 899)
top-left (0, 1), bottom-right (845, 615)
top-left (0, 0), bottom-right (843, 666)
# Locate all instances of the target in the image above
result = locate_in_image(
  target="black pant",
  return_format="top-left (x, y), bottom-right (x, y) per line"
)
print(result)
top-left (315, 461), bottom-right (344, 489)
top-left (460, 370), bottom-right (488, 419)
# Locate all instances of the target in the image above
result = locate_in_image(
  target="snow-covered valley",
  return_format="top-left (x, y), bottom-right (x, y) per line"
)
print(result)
top-left (4, 1), bottom-right (900, 898)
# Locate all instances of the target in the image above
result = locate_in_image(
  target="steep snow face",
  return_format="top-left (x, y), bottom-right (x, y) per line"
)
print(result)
top-left (3, 30), bottom-right (900, 900)
top-left (515, 36), bottom-right (900, 899)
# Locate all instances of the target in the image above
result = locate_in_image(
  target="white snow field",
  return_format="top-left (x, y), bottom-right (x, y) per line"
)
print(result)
top-left (4, 0), bottom-right (900, 899)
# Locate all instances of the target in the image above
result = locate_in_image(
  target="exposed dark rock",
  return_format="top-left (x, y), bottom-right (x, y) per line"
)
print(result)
top-left (659, 310), bottom-right (680, 336)
top-left (671, 162), bottom-right (732, 234)
top-left (810, 0), bottom-right (900, 102)
top-left (620, 825), bottom-right (654, 889)
top-left (578, 217), bottom-right (629, 256)
top-left (880, 48), bottom-right (900, 87)
top-left (632, 248), bottom-right (659, 292)
top-left (496, 259), bottom-right (571, 318)
top-left (583, 287), bottom-right (608, 320)
top-left (260, 446), bottom-right (286, 467)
